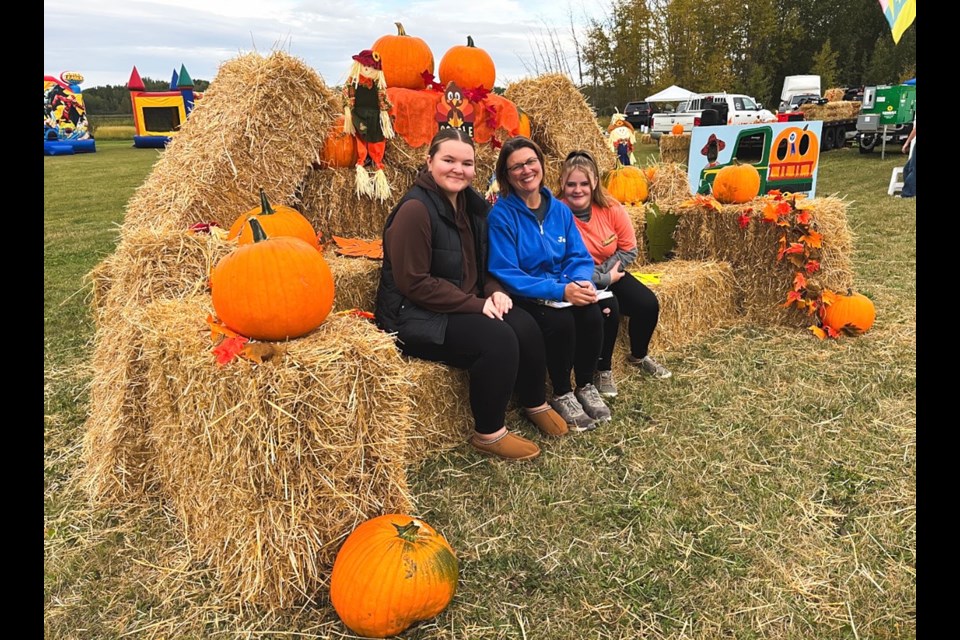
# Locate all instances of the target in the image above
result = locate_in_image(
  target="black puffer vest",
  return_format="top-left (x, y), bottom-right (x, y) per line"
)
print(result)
top-left (375, 183), bottom-right (490, 345)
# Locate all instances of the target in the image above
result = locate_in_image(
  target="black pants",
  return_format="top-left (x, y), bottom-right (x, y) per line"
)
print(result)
top-left (399, 307), bottom-right (546, 434)
top-left (514, 298), bottom-right (603, 396)
top-left (597, 272), bottom-right (660, 370)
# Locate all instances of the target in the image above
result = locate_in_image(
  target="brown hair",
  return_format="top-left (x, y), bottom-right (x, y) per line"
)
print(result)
top-left (427, 127), bottom-right (475, 159)
top-left (494, 136), bottom-right (546, 197)
top-left (556, 150), bottom-right (618, 208)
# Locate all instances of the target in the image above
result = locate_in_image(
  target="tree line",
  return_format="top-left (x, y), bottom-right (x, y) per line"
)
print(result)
top-left (82, 77), bottom-right (211, 115)
top-left (525, 0), bottom-right (916, 115)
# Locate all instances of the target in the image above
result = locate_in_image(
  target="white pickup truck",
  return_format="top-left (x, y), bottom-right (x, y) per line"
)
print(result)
top-left (651, 93), bottom-right (775, 139)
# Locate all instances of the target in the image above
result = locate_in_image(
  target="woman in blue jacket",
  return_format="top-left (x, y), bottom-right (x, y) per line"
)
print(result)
top-left (487, 136), bottom-right (611, 430)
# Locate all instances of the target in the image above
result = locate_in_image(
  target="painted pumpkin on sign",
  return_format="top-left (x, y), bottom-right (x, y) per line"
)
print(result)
top-left (330, 514), bottom-right (459, 638)
top-left (212, 218), bottom-right (334, 341)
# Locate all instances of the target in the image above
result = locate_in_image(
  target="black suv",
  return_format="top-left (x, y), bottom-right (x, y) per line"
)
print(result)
top-left (623, 101), bottom-right (657, 128)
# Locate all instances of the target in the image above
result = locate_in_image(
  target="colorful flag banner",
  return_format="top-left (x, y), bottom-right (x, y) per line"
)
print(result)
top-left (878, 0), bottom-right (916, 44)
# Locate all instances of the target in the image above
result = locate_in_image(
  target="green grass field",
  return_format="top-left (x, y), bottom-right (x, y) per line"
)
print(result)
top-left (44, 141), bottom-right (916, 639)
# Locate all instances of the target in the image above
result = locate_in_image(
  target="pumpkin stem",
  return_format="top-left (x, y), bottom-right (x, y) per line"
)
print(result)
top-left (258, 188), bottom-right (276, 216)
top-left (248, 217), bottom-right (269, 243)
top-left (394, 520), bottom-right (421, 542)
top-left (467, 35), bottom-right (476, 47)
top-left (395, 22), bottom-right (407, 36)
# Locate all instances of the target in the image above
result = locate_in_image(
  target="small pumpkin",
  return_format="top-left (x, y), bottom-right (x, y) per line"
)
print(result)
top-left (330, 514), bottom-right (459, 638)
top-left (211, 218), bottom-right (334, 341)
top-left (671, 123), bottom-right (684, 135)
top-left (319, 115), bottom-right (357, 168)
top-left (820, 290), bottom-right (875, 336)
top-left (604, 164), bottom-right (648, 205)
top-left (711, 162), bottom-right (761, 204)
top-left (438, 35), bottom-right (496, 92)
top-left (373, 22), bottom-right (435, 90)
top-left (228, 189), bottom-right (320, 250)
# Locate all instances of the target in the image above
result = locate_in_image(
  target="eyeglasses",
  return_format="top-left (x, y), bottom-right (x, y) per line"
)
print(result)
top-left (506, 157), bottom-right (540, 174)
top-left (565, 150), bottom-right (595, 163)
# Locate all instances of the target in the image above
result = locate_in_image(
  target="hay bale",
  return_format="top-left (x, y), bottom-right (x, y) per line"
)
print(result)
top-left (823, 88), bottom-right (845, 102)
top-left (624, 204), bottom-right (648, 266)
top-left (612, 260), bottom-right (738, 378)
top-left (799, 101), bottom-right (861, 121)
top-left (639, 133), bottom-right (653, 145)
top-left (119, 51), bottom-right (338, 237)
top-left (503, 74), bottom-right (616, 178)
top-left (659, 133), bottom-right (691, 165)
top-left (138, 297), bottom-right (416, 609)
top-left (403, 360), bottom-right (473, 458)
top-left (671, 196), bottom-right (854, 326)
top-left (648, 162), bottom-right (693, 208)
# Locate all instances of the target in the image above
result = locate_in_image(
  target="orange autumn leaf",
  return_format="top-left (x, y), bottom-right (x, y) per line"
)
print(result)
top-left (784, 242), bottom-right (805, 255)
top-left (767, 189), bottom-right (783, 199)
top-left (805, 260), bottom-right (821, 274)
top-left (206, 314), bottom-right (242, 342)
top-left (680, 194), bottom-right (722, 212)
top-left (776, 234), bottom-right (788, 260)
top-left (240, 342), bottom-right (281, 364)
top-left (793, 272), bottom-right (807, 291)
top-left (809, 325), bottom-right (827, 340)
top-left (795, 210), bottom-right (811, 225)
top-left (783, 290), bottom-right (803, 307)
top-left (800, 229), bottom-right (822, 248)
top-left (332, 236), bottom-right (384, 260)
top-left (820, 289), bottom-right (838, 308)
top-left (761, 201), bottom-right (779, 223)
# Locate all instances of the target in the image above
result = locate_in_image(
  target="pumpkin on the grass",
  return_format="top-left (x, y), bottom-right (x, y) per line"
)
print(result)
top-left (228, 188), bottom-right (320, 250)
top-left (212, 218), bottom-right (334, 341)
top-left (372, 22), bottom-right (435, 90)
top-left (820, 290), bottom-right (875, 336)
top-left (438, 35), bottom-right (496, 92)
top-left (330, 514), bottom-right (459, 638)
top-left (604, 164), bottom-right (648, 205)
top-left (711, 162), bottom-right (761, 204)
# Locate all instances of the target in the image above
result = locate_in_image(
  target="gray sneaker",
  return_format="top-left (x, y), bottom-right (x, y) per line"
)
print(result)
top-left (629, 355), bottom-right (673, 379)
top-left (549, 392), bottom-right (597, 432)
top-left (594, 370), bottom-right (618, 397)
top-left (575, 383), bottom-right (612, 422)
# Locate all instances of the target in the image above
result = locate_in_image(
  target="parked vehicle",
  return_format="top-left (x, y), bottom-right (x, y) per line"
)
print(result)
top-left (856, 84), bottom-right (916, 154)
top-left (623, 101), bottom-right (657, 129)
top-left (779, 75), bottom-right (823, 112)
top-left (776, 75), bottom-right (858, 151)
top-left (650, 93), bottom-right (775, 139)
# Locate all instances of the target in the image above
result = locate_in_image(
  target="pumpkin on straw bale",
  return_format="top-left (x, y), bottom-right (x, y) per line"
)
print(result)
top-left (227, 188), bottom-right (320, 249)
top-left (372, 22), bottom-right (435, 91)
top-left (438, 35), bottom-right (496, 92)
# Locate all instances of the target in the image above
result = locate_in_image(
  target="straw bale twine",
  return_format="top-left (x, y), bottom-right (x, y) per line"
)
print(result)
top-left (671, 196), bottom-right (854, 326)
top-left (799, 101), bottom-right (861, 121)
top-left (503, 74), bottom-right (615, 176)
top-left (659, 133), bottom-right (691, 165)
top-left (138, 297), bottom-right (416, 608)
top-left (119, 51), bottom-right (338, 238)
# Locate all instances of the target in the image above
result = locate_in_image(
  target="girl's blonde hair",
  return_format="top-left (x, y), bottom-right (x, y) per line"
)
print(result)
top-left (556, 150), bottom-right (618, 208)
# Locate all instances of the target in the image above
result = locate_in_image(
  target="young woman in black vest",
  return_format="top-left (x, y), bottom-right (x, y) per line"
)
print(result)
top-left (375, 128), bottom-right (568, 461)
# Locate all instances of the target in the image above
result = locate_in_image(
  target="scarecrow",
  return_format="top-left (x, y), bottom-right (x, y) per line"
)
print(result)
top-left (343, 49), bottom-right (395, 201)
top-left (607, 114), bottom-right (637, 166)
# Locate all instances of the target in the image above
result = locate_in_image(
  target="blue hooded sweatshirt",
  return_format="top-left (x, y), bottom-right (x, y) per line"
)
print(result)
top-left (487, 187), bottom-right (595, 301)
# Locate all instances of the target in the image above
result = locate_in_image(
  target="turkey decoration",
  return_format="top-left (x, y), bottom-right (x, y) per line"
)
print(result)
top-left (436, 81), bottom-right (475, 138)
top-left (343, 49), bottom-right (396, 201)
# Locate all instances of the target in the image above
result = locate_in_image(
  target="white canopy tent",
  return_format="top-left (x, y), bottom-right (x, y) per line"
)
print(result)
top-left (645, 85), bottom-right (697, 102)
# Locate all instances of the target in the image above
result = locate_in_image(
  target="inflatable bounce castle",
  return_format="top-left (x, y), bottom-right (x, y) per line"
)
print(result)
top-left (128, 64), bottom-right (203, 148)
top-left (44, 72), bottom-right (96, 155)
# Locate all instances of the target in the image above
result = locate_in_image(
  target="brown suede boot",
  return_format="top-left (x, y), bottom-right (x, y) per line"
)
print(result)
top-left (469, 431), bottom-right (541, 461)
top-left (524, 405), bottom-right (569, 437)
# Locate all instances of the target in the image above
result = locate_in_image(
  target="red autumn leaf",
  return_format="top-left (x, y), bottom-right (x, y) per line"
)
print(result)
top-left (805, 260), bottom-right (821, 274)
top-left (784, 242), bottom-right (804, 255)
top-left (189, 221), bottom-right (221, 234)
top-left (800, 230), bottom-right (822, 249)
top-left (332, 236), bottom-right (384, 259)
top-left (809, 325), bottom-right (827, 340)
top-left (795, 210), bottom-right (811, 225)
top-left (213, 335), bottom-right (249, 366)
top-left (793, 272), bottom-right (807, 291)
top-left (737, 213), bottom-right (751, 229)
top-left (464, 86), bottom-right (491, 103)
top-left (824, 324), bottom-right (841, 339)
top-left (776, 201), bottom-right (792, 216)
top-left (767, 190), bottom-right (783, 199)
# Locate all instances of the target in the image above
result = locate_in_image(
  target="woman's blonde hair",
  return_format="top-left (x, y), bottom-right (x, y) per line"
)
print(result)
top-left (556, 150), bottom-right (618, 208)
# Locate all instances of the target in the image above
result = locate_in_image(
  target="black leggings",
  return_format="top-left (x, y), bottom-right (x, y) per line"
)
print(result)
top-left (597, 272), bottom-right (660, 370)
top-left (399, 306), bottom-right (546, 435)
top-left (514, 299), bottom-right (603, 396)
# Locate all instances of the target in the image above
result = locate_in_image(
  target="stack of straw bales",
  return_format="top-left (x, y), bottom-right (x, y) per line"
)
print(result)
top-left (671, 196), bottom-right (854, 326)
top-left (659, 133), bottom-right (691, 164)
top-left (799, 101), bottom-right (861, 121)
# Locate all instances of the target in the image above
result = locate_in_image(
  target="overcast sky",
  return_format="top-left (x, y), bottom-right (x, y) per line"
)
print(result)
top-left (44, 0), bottom-right (609, 89)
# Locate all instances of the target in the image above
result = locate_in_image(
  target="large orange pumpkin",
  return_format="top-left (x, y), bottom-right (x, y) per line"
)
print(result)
top-left (604, 165), bottom-right (648, 205)
top-left (330, 514), bottom-right (459, 638)
top-left (438, 35), bottom-right (496, 92)
top-left (711, 163), bottom-right (761, 204)
top-left (820, 290), bottom-right (876, 336)
top-left (372, 22), bottom-right (435, 90)
top-left (228, 189), bottom-right (320, 250)
top-left (212, 219), bottom-right (334, 341)
top-left (319, 115), bottom-right (357, 168)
